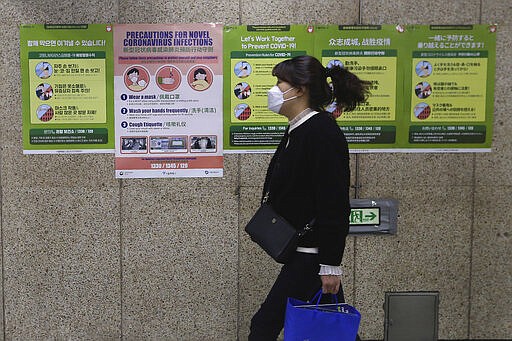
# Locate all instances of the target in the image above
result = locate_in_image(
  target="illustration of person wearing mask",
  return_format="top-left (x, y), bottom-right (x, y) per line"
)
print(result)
top-left (191, 68), bottom-right (210, 91)
top-left (126, 68), bottom-right (147, 91)
top-left (192, 136), bottom-right (214, 151)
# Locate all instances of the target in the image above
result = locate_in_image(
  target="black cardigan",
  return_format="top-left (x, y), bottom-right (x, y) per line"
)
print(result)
top-left (263, 111), bottom-right (351, 265)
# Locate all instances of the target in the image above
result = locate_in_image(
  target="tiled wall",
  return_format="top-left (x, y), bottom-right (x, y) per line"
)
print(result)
top-left (0, 0), bottom-right (510, 340)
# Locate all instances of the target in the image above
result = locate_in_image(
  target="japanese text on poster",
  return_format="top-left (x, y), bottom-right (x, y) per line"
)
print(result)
top-left (223, 24), bottom-right (496, 153)
top-left (406, 25), bottom-right (495, 150)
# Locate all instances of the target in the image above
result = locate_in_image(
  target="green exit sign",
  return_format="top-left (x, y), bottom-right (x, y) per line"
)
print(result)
top-left (350, 207), bottom-right (380, 225)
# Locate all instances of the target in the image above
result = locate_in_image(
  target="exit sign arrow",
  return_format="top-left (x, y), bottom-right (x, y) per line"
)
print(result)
top-left (349, 208), bottom-right (380, 225)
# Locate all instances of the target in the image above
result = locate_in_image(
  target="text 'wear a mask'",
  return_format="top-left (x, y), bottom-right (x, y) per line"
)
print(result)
top-left (267, 86), bottom-right (298, 114)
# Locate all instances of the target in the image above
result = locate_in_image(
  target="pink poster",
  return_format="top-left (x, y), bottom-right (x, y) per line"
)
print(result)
top-left (114, 23), bottom-right (223, 178)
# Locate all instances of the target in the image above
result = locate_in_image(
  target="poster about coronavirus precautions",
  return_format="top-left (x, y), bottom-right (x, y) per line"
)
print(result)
top-left (405, 25), bottom-right (496, 151)
top-left (114, 24), bottom-right (223, 178)
top-left (314, 25), bottom-right (403, 151)
top-left (223, 25), bottom-right (315, 152)
top-left (223, 24), bottom-right (495, 153)
top-left (20, 24), bottom-right (114, 154)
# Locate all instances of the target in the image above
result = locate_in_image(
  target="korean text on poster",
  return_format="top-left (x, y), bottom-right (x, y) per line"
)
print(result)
top-left (20, 24), bottom-right (114, 154)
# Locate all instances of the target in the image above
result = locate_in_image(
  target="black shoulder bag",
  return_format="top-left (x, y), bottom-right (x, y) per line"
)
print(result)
top-left (245, 191), bottom-right (315, 264)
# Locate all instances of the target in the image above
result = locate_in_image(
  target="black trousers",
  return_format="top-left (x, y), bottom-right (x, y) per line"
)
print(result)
top-left (249, 252), bottom-right (361, 341)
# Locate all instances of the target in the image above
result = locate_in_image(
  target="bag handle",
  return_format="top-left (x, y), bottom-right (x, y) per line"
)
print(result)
top-left (311, 289), bottom-right (338, 308)
top-left (311, 290), bottom-right (355, 314)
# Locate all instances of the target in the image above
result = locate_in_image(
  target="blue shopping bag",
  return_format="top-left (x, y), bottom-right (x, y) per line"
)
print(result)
top-left (284, 290), bottom-right (361, 341)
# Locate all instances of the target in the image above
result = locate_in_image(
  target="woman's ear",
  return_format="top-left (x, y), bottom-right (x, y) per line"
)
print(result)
top-left (298, 85), bottom-right (308, 97)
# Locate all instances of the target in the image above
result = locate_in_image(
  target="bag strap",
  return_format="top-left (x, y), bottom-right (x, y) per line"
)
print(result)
top-left (262, 127), bottom-right (315, 235)
top-left (263, 190), bottom-right (315, 235)
top-left (298, 217), bottom-right (315, 236)
top-left (261, 127), bottom-right (290, 200)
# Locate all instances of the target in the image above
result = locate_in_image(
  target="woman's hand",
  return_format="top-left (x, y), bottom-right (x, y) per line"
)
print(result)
top-left (321, 275), bottom-right (341, 294)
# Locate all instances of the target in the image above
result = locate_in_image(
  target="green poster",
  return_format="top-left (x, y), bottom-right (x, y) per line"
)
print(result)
top-left (223, 25), bottom-right (315, 151)
top-left (20, 24), bottom-right (114, 153)
top-left (223, 24), bottom-right (496, 153)
top-left (404, 25), bottom-right (496, 151)
top-left (314, 25), bottom-right (405, 150)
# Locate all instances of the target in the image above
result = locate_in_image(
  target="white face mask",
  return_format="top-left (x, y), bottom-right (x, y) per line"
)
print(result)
top-left (267, 86), bottom-right (298, 114)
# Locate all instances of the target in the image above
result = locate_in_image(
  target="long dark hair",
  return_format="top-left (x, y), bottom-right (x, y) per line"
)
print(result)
top-left (272, 55), bottom-right (370, 114)
top-left (194, 68), bottom-right (208, 82)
